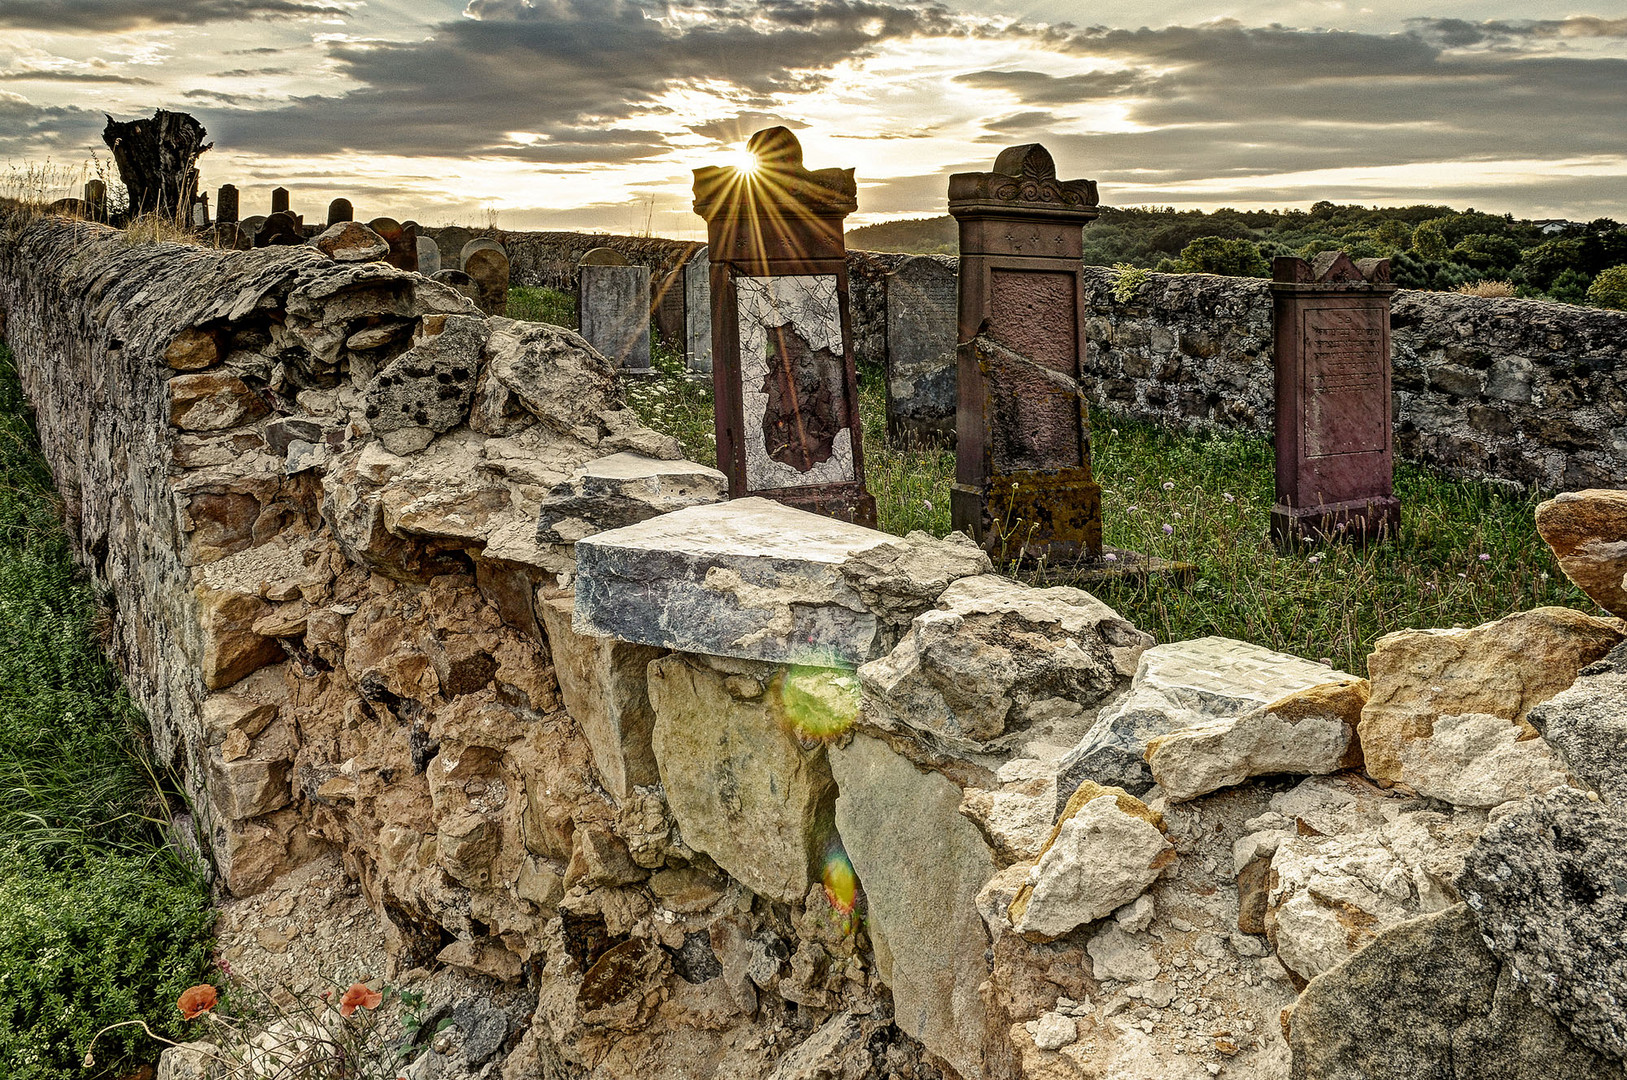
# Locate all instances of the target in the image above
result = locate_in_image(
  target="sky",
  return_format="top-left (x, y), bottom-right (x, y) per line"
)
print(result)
top-left (0, 0), bottom-right (1624, 237)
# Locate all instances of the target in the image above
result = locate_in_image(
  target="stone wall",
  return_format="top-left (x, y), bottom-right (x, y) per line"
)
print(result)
top-left (1081, 267), bottom-right (1627, 491)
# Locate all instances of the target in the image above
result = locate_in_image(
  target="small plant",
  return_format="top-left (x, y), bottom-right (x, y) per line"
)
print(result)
top-left (123, 211), bottom-right (202, 248)
top-left (1453, 279), bottom-right (1517, 298)
top-left (1109, 262), bottom-right (1151, 303)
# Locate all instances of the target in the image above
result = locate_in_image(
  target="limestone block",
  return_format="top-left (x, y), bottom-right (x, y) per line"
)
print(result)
top-left (169, 372), bottom-right (269, 431)
top-left (860, 574), bottom-right (1150, 752)
top-left (537, 595), bottom-right (664, 800)
top-left (1146, 677), bottom-right (1368, 802)
top-left (534, 452), bottom-right (727, 545)
top-left (156, 1042), bottom-right (217, 1080)
top-left (214, 806), bottom-right (324, 897)
top-left (959, 775), bottom-right (1056, 867)
top-left (1530, 640), bottom-right (1627, 808)
top-left (1360, 606), bottom-right (1622, 796)
top-left (481, 318), bottom-right (619, 435)
top-left (1458, 789), bottom-right (1627, 1060)
top-left (648, 655), bottom-right (836, 903)
top-left (1396, 711), bottom-right (1572, 808)
top-left (1535, 489), bottom-right (1627, 617)
top-left (829, 732), bottom-right (996, 1080)
top-left (207, 748), bottom-right (292, 820)
top-left (311, 221), bottom-right (388, 263)
top-left (164, 327), bottom-right (220, 371)
top-left (574, 498), bottom-right (895, 666)
top-left (837, 529), bottom-right (992, 627)
top-left (1085, 923), bottom-right (1161, 984)
top-left (1010, 792), bottom-right (1173, 938)
top-left (361, 314), bottom-right (485, 449)
top-left (195, 582), bottom-right (284, 690)
top-left (1289, 905), bottom-right (1621, 1080)
top-left (1058, 637), bottom-right (1355, 801)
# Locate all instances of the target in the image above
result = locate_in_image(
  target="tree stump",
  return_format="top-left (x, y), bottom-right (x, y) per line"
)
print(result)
top-left (102, 110), bottom-right (212, 219)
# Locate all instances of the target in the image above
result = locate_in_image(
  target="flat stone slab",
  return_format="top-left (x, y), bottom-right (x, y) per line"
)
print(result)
top-left (573, 497), bottom-right (895, 666)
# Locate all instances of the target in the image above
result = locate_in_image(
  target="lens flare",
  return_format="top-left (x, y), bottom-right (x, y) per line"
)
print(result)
top-left (775, 664), bottom-right (860, 741)
top-left (726, 145), bottom-right (760, 176)
top-left (822, 846), bottom-right (858, 915)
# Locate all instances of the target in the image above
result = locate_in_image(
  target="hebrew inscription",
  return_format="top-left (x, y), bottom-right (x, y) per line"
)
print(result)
top-left (1303, 307), bottom-right (1386, 458)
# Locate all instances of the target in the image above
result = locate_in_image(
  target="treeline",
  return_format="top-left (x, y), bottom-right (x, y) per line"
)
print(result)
top-left (848, 202), bottom-right (1627, 307)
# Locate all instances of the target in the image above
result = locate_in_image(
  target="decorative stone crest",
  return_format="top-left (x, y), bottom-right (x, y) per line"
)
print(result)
top-left (948, 144), bottom-right (1099, 221)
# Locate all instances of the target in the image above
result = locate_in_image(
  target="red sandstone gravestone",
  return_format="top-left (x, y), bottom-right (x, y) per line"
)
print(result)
top-left (948, 143), bottom-right (1102, 562)
top-left (1270, 252), bottom-right (1400, 544)
top-left (692, 127), bottom-right (876, 527)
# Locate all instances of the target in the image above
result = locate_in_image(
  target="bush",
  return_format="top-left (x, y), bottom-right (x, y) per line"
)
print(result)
top-left (1585, 264), bottom-right (1627, 310)
top-left (0, 847), bottom-right (214, 1078)
top-left (1160, 236), bottom-right (1270, 277)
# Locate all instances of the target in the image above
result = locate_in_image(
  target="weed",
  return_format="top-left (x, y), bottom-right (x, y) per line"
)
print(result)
top-left (1109, 262), bottom-right (1152, 303)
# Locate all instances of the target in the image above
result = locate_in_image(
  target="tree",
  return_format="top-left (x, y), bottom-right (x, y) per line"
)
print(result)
top-left (1162, 236), bottom-right (1270, 277)
top-left (1586, 265), bottom-right (1627, 310)
top-left (101, 110), bottom-right (212, 219)
top-left (1515, 238), bottom-right (1584, 292)
top-left (1411, 220), bottom-right (1449, 260)
top-left (1548, 268), bottom-right (1593, 305)
top-left (1451, 234), bottom-right (1522, 272)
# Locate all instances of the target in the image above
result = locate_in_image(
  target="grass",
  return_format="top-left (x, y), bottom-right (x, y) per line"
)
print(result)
top-left (0, 341), bottom-right (214, 1077)
top-left (509, 284), bottom-right (1587, 676)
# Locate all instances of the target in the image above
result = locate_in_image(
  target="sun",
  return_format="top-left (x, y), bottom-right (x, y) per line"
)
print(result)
top-left (725, 144), bottom-right (760, 175)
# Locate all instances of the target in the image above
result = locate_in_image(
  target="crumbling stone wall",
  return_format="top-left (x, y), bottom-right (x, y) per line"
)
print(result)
top-left (1080, 267), bottom-right (1627, 491)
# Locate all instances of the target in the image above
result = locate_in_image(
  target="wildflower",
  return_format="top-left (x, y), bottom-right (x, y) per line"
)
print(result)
top-left (1222, 492), bottom-right (1235, 503)
top-left (340, 983), bottom-right (383, 1017)
top-left (1478, 553), bottom-right (1490, 562)
top-left (1458, 572), bottom-right (1468, 579)
top-left (1109, 428), bottom-right (1119, 436)
top-left (922, 499), bottom-right (933, 511)
top-left (178, 984), bottom-right (218, 1020)
top-left (1162, 481), bottom-right (1175, 491)
top-left (1308, 555), bottom-right (1321, 565)
top-left (1172, 511), bottom-right (1182, 519)
top-left (1127, 504), bottom-right (1139, 513)
top-left (1162, 523), bottom-right (1174, 535)
top-left (1104, 553), bottom-right (1119, 562)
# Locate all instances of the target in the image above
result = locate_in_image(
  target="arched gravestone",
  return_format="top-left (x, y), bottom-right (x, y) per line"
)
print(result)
top-left (948, 143), bottom-right (1100, 562)
top-left (692, 126), bottom-right (874, 525)
top-left (215, 184), bottom-right (238, 225)
top-left (271, 186), bottom-right (290, 215)
top-left (416, 236), bottom-right (441, 276)
top-left (239, 215), bottom-right (267, 244)
top-left (434, 226), bottom-right (474, 269)
top-left (256, 210), bottom-right (303, 247)
top-left (459, 236), bottom-right (504, 270)
top-left (683, 245), bottom-right (712, 375)
top-left (885, 256), bottom-right (957, 445)
top-left (432, 268), bottom-right (480, 305)
top-left (367, 217), bottom-right (416, 271)
top-left (577, 248), bottom-right (650, 373)
top-left (463, 246), bottom-right (510, 317)
top-left (327, 198), bottom-right (353, 225)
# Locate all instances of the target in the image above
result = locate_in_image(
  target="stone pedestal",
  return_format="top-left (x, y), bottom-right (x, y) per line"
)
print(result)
top-left (693, 128), bottom-right (875, 526)
top-left (683, 245), bottom-right (712, 375)
top-left (1270, 253), bottom-right (1400, 544)
top-left (948, 144), bottom-right (1101, 562)
top-left (885, 255), bottom-right (957, 445)
top-left (577, 248), bottom-right (652, 374)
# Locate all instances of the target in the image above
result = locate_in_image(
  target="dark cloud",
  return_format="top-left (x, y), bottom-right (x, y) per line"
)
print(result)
top-left (1407, 16), bottom-right (1627, 47)
top-left (215, 67), bottom-right (293, 77)
top-left (0, 0), bottom-right (349, 32)
top-left (686, 112), bottom-right (809, 145)
top-left (954, 67), bottom-right (1147, 103)
top-left (0, 96), bottom-right (106, 158)
top-left (0, 70), bottom-right (154, 84)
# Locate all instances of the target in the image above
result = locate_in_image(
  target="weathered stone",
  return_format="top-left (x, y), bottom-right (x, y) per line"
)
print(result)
top-left (1396, 711), bottom-right (1572, 808)
top-left (1146, 677), bottom-right (1368, 802)
top-left (1085, 923), bottom-right (1161, 983)
top-left (1289, 904), bottom-right (1622, 1080)
top-left (165, 327), bottom-right (220, 370)
top-left (479, 318), bottom-right (619, 435)
top-left (564, 823), bottom-right (646, 889)
top-left (574, 498), bottom-right (895, 666)
top-left (766, 1011), bottom-right (872, 1080)
top-left (884, 255), bottom-right (957, 444)
top-left (577, 937), bottom-right (671, 1029)
top-left (536, 595), bottom-right (664, 800)
top-left (207, 748), bottom-right (292, 819)
top-left (534, 453), bottom-right (727, 545)
top-left (156, 1042), bottom-right (216, 1080)
top-left (169, 372), bottom-right (268, 431)
top-left (1059, 637), bottom-right (1354, 803)
top-left (1458, 789), bottom-right (1627, 1060)
top-left (1360, 607), bottom-right (1621, 799)
top-left (362, 314), bottom-right (486, 449)
top-left (1530, 639), bottom-right (1627, 808)
top-left (578, 261), bottom-right (651, 373)
top-left (1030, 1011), bottom-right (1078, 1052)
top-left (648, 655), bottom-right (836, 904)
top-left (463, 244), bottom-right (509, 317)
top-left (1535, 489), bottom-right (1627, 617)
top-left (1010, 791), bottom-right (1173, 938)
top-left (438, 937), bottom-right (524, 984)
top-left (830, 732), bottom-right (995, 1080)
top-left (860, 574), bottom-right (1149, 753)
top-left (649, 867), bottom-right (726, 914)
top-left (1268, 809), bottom-right (1482, 983)
top-left (959, 776), bottom-right (1055, 867)
top-left (311, 221), bottom-right (388, 263)
top-left (195, 583), bottom-right (283, 690)
top-left (837, 529), bottom-right (993, 627)
top-left (683, 245), bottom-right (711, 375)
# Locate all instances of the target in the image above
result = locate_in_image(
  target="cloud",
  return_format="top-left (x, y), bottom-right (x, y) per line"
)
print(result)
top-left (0, 70), bottom-right (154, 84)
top-left (0, 96), bottom-right (106, 159)
top-left (0, 0), bottom-right (351, 33)
top-left (1406, 16), bottom-right (1627, 48)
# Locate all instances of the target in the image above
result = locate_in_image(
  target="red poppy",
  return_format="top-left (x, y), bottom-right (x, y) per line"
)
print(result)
top-left (178, 984), bottom-right (219, 1020)
top-left (339, 983), bottom-right (382, 1017)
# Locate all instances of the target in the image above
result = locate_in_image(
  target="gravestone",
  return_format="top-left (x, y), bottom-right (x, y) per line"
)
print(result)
top-left (577, 248), bottom-right (651, 373)
top-left (271, 186), bottom-right (289, 215)
top-left (1270, 253), bottom-right (1400, 544)
top-left (463, 245), bottom-right (510, 317)
top-left (692, 127), bottom-right (874, 526)
top-left (948, 143), bottom-right (1101, 562)
top-left (255, 210), bottom-right (303, 247)
top-left (885, 256), bottom-right (958, 445)
top-left (327, 198), bottom-right (353, 225)
top-left (459, 237), bottom-right (503, 270)
top-left (435, 226), bottom-right (474, 269)
top-left (216, 184), bottom-right (238, 225)
top-left (190, 194), bottom-right (209, 227)
top-left (366, 217), bottom-right (416, 271)
top-left (655, 267), bottom-right (685, 351)
top-left (683, 245), bottom-right (712, 376)
top-left (417, 236), bottom-right (441, 275)
top-left (83, 180), bottom-right (106, 222)
top-left (432, 269), bottom-right (480, 305)
top-left (239, 214), bottom-right (266, 244)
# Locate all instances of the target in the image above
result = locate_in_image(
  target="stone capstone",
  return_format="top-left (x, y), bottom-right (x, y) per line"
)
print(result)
top-left (837, 529), bottom-right (993, 627)
top-left (310, 221), bottom-right (389, 263)
top-left (1288, 903), bottom-right (1622, 1080)
top-left (830, 732), bottom-right (996, 1080)
top-left (1535, 489), bottom-right (1627, 617)
top-left (1457, 788), bottom-right (1627, 1060)
top-left (1529, 638), bottom-right (1627, 808)
top-left (1360, 606), bottom-right (1620, 804)
top-left (535, 452), bottom-right (727, 544)
top-left (859, 574), bottom-right (1151, 755)
top-left (647, 655), bottom-right (836, 904)
top-left (1058, 637), bottom-right (1357, 804)
top-left (574, 498), bottom-right (897, 667)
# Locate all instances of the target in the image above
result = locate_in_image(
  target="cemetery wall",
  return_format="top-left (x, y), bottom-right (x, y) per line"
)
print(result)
top-left (1080, 267), bottom-right (1627, 492)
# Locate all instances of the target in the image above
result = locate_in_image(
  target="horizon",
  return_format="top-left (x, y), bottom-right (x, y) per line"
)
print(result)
top-left (2, 1), bottom-right (1624, 236)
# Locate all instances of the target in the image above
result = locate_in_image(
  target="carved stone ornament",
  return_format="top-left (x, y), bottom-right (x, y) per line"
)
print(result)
top-left (948, 144), bottom-right (1100, 222)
